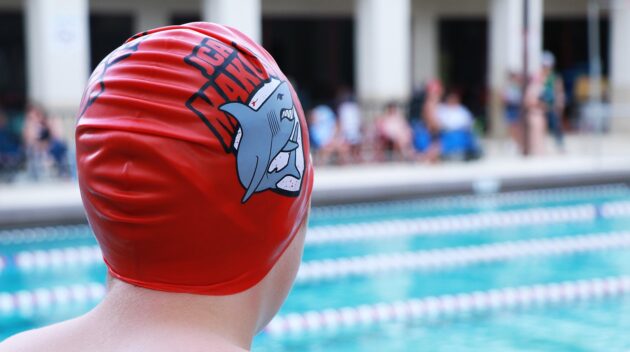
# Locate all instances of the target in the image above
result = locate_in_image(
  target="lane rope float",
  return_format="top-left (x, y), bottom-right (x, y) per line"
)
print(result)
top-left (265, 276), bottom-right (630, 336)
top-left (297, 232), bottom-right (630, 283)
top-left (307, 201), bottom-right (630, 245)
top-left (0, 283), bottom-right (105, 314)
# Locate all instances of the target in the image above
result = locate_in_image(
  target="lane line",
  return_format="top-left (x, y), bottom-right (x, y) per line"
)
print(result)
top-left (312, 184), bottom-right (629, 218)
top-left (298, 232), bottom-right (630, 282)
top-left (0, 283), bottom-right (105, 314)
top-left (307, 201), bottom-right (630, 245)
top-left (265, 276), bottom-right (630, 336)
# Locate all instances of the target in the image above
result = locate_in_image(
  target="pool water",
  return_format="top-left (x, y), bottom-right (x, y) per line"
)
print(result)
top-left (1, 184), bottom-right (630, 351)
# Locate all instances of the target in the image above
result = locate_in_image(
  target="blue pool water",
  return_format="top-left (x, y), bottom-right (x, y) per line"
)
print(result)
top-left (1, 184), bottom-right (630, 351)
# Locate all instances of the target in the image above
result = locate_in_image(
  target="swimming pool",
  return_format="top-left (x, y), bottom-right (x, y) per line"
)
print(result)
top-left (1, 184), bottom-right (630, 351)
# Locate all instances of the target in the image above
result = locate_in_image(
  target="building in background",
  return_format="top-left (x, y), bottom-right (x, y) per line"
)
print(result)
top-left (0, 0), bottom-right (629, 139)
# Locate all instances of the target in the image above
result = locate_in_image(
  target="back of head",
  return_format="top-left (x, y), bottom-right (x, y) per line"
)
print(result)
top-left (76, 22), bottom-right (313, 295)
top-left (542, 51), bottom-right (556, 69)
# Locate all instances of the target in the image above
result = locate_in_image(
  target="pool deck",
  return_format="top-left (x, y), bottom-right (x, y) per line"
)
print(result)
top-left (1, 133), bottom-right (629, 227)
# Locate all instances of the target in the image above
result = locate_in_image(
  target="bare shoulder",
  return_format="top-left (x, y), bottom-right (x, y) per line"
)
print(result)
top-left (0, 327), bottom-right (53, 352)
top-left (0, 318), bottom-right (85, 352)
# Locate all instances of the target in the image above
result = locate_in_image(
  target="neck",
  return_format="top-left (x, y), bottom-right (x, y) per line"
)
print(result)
top-left (86, 278), bottom-right (260, 351)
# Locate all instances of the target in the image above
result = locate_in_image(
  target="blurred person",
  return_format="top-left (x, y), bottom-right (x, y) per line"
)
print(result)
top-left (417, 79), bottom-right (443, 163)
top-left (539, 51), bottom-right (566, 151)
top-left (22, 104), bottom-right (69, 179)
top-left (308, 103), bottom-right (339, 164)
top-left (408, 84), bottom-right (427, 123)
top-left (435, 89), bottom-right (481, 161)
top-left (336, 88), bottom-right (363, 163)
top-left (523, 72), bottom-right (548, 155)
top-left (22, 104), bottom-right (49, 179)
top-left (408, 84), bottom-right (431, 153)
top-left (0, 22), bottom-right (314, 352)
top-left (0, 108), bottom-right (23, 180)
top-left (376, 102), bottom-right (415, 161)
top-left (504, 71), bottom-right (525, 152)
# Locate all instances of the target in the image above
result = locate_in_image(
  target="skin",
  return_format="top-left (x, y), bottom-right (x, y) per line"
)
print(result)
top-left (0, 217), bottom-right (308, 352)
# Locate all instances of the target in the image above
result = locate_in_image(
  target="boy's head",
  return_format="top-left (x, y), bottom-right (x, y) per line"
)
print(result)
top-left (444, 89), bottom-right (462, 105)
top-left (76, 22), bottom-right (313, 305)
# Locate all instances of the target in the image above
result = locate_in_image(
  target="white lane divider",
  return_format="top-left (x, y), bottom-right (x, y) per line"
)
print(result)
top-left (0, 225), bottom-right (92, 245)
top-left (3, 231), bottom-right (629, 277)
top-left (311, 184), bottom-right (629, 218)
top-left (6, 246), bottom-right (103, 271)
top-left (2, 202), bottom-right (630, 273)
top-left (0, 283), bottom-right (105, 314)
top-left (307, 201), bottom-right (630, 245)
top-left (265, 276), bottom-right (630, 336)
top-left (297, 232), bottom-right (630, 283)
top-left (602, 201), bottom-right (630, 218)
top-left (0, 199), bottom-right (629, 248)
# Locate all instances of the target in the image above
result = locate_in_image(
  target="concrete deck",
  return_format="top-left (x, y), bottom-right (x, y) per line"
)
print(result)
top-left (1, 134), bottom-right (629, 227)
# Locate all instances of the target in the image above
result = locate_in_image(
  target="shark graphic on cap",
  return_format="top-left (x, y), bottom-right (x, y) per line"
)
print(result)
top-left (220, 79), bottom-right (305, 203)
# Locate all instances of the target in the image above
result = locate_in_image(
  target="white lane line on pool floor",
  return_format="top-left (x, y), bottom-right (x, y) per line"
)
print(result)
top-left (265, 276), bottom-right (630, 336)
top-left (0, 283), bottom-right (105, 314)
top-left (306, 201), bottom-right (630, 245)
top-left (311, 183), bottom-right (629, 218)
top-left (298, 232), bottom-right (630, 283)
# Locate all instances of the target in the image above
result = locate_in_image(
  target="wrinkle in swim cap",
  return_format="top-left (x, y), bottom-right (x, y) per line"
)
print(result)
top-left (76, 22), bottom-right (313, 295)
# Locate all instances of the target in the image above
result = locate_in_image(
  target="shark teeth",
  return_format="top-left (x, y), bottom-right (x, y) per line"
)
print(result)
top-left (281, 108), bottom-right (295, 120)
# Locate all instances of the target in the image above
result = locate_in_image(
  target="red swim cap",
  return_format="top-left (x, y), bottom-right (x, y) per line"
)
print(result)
top-left (76, 23), bottom-right (313, 295)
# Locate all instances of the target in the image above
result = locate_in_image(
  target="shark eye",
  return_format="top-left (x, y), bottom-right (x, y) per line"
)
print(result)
top-left (277, 93), bottom-right (284, 100)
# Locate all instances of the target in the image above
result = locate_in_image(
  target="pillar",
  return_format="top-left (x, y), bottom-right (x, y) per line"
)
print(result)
top-left (202, 0), bottom-right (261, 43)
top-left (610, 0), bottom-right (630, 132)
top-left (487, 0), bottom-right (542, 137)
top-left (488, 0), bottom-right (523, 137)
top-left (527, 0), bottom-right (543, 75)
top-left (25, 0), bottom-right (90, 113)
top-left (412, 3), bottom-right (437, 87)
top-left (135, 6), bottom-right (169, 33)
top-left (355, 0), bottom-right (412, 105)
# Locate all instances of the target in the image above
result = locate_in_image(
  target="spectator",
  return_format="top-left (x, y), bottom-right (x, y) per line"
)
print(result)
top-left (336, 89), bottom-right (363, 164)
top-left (308, 103), bottom-right (338, 165)
top-left (22, 104), bottom-right (69, 179)
top-left (504, 71), bottom-right (524, 152)
top-left (376, 102), bottom-right (415, 161)
top-left (435, 90), bottom-right (482, 161)
top-left (524, 72), bottom-right (548, 155)
top-left (0, 108), bottom-right (23, 181)
top-left (540, 51), bottom-right (566, 151)
top-left (417, 79), bottom-right (444, 163)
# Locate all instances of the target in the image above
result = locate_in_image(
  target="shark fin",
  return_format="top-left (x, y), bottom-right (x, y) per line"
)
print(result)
top-left (242, 156), bottom-right (267, 203)
top-left (282, 140), bottom-right (299, 152)
top-left (220, 102), bottom-right (253, 125)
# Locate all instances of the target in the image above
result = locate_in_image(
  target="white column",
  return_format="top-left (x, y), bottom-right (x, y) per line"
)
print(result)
top-left (527, 0), bottom-right (543, 75)
top-left (135, 5), bottom-right (170, 33)
top-left (25, 0), bottom-right (90, 113)
top-left (610, 0), bottom-right (630, 132)
top-left (412, 3), bottom-right (437, 86)
top-left (488, 0), bottom-right (523, 137)
top-left (202, 0), bottom-right (261, 43)
top-left (355, 0), bottom-right (412, 104)
top-left (487, 0), bottom-right (542, 137)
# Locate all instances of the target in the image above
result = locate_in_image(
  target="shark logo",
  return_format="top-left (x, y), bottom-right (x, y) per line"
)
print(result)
top-left (220, 79), bottom-right (305, 203)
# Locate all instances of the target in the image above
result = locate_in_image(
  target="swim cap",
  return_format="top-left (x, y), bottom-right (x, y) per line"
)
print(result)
top-left (76, 22), bottom-right (313, 295)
